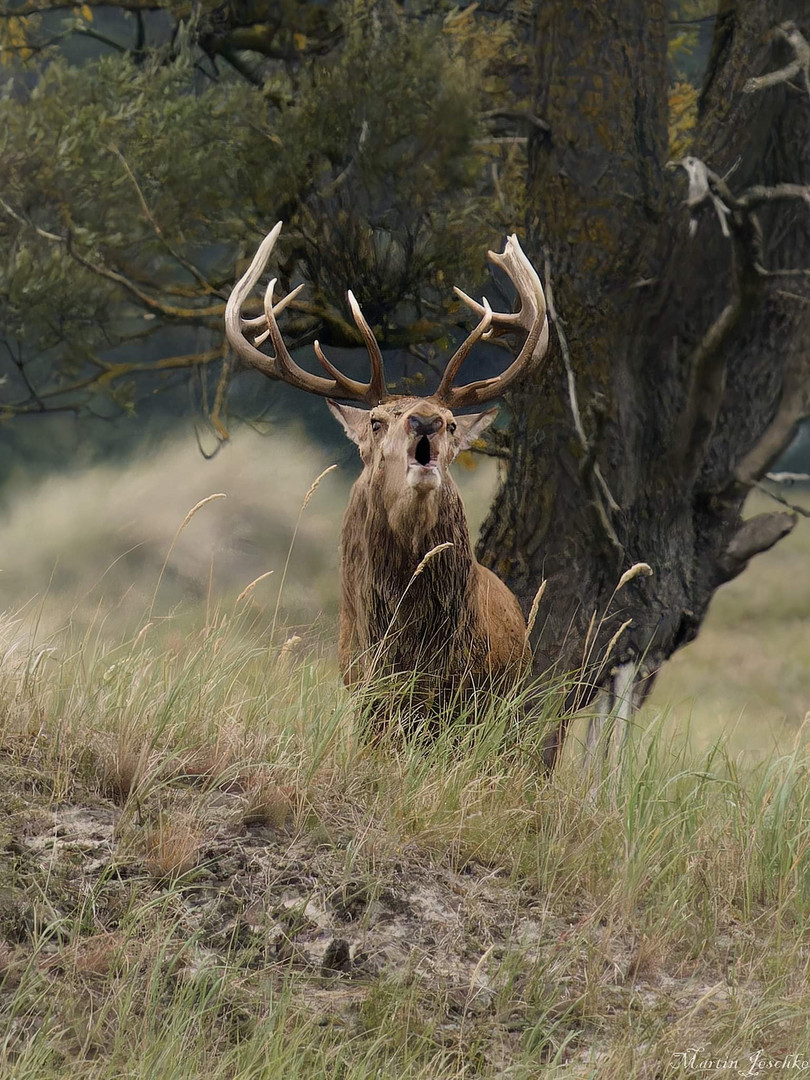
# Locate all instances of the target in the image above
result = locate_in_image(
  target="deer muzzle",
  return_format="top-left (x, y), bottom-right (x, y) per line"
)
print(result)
top-left (406, 414), bottom-right (442, 491)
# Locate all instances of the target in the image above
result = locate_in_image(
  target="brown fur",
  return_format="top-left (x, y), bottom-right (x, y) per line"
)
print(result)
top-left (329, 396), bottom-right (529, 708)
top-left (225, 224), bottom-right (546, 716)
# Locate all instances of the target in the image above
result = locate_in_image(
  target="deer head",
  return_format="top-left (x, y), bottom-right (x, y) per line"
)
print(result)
top-left (225, 224), bottom-right (549, 542)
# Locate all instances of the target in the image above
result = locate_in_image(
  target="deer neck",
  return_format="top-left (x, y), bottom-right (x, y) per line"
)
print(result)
top-left (342, 474), bottom-right (477, 650)
top-left (369, 472), bottom-right (473, 569)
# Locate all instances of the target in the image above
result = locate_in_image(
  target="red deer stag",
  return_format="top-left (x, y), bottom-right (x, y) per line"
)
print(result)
top-left (225, 223), bottom-right (549, 714)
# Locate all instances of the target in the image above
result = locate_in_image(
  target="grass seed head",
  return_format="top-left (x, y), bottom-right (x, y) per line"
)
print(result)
top-left (526, 578), bottom-right (548, 641)
top-left (616, 562), bottom-right (653, 591)
top-left (302, 464), bottom-right (339, 509)
top-left (235, 570), bottom-right (274, 606)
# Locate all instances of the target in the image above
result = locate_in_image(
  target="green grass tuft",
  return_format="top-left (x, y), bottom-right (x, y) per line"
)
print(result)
top-left (1, 603), bottom-right (810, 1077)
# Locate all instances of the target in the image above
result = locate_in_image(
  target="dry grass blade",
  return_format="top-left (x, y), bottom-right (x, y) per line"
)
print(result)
top-left (579, 563), bottom-right (653, 689)
top-left (149, 493), bottom-right (227, 619)
top-left (235, 570), bottom-right (275, 606)
top-left (177, 493), bottom-right (228, 535)
top-left (143, 816), bottom-right (204, 883)
top-left (3, 572), bottom-right (810, 1075)
top-left (271, 465), bottom-right (339, 643)
top-left (616, 562), bottom-right (653, 591)
top-left (302, 464), bottom-right (339, 508)
top-left (582, 607), bottom-right (598, 663)
top-left (525, 578), bottom-right (547, 642)
top-left (277, 634), bottom-right (304, 679)
top-left (411, 542), bottom-right (454, 578)
top-left (602, 617), bottom-right (633, 663)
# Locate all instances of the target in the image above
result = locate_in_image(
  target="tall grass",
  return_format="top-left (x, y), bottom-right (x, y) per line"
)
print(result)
top-left (2, 595), bottom-right (810, 1076)
top-left (1, 451), bottom-right (809, 1076)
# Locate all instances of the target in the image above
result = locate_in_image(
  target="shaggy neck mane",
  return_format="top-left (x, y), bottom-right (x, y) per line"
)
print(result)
top-left (343, 477), bottom-right (478, 673)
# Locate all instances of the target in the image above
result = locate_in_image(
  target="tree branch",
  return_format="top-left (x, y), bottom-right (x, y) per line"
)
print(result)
top-left (740, 183), bottom-right (810, 208)
top-left (0, 194), bottom-right (226, 321)
top-left (108, 145), bottom-right (226, 298)
top-left (63, 235), bottom-right (225, 320)
top-left (735, 356), bottom-right (810, 484)
top-left (216, 45), bottom-right (265, 88)
top-left (2, 348), bottom-right (223, 417)
top-left (0, 0), bottom-right (161, 12)
top-left (716, 511), bottom-right (796, 583)
top-left (481, 109), bottom-right (549, 133)
top-left (750, 480), bottom-right (810, 519)
top-left (543, 251), bottom-right (623, 556)
top-left (743, 22), bottom-right (810, 99)
top-left (667, 158), bottom-right (808, 485)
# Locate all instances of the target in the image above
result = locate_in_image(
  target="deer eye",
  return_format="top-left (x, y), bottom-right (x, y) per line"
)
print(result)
top-left (448, 422), bottom-right (457, 434)
top-left (371, 418), bottom-right (382, 433)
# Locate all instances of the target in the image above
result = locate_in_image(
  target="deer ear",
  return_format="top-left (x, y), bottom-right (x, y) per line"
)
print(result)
top-left (326, 400), bottom-right (369, 446)
top-left (454, 408), bottom-right (498, 451)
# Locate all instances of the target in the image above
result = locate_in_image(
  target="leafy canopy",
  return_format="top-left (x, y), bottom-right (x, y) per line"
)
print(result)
top-left (0, 0), bottom-right (703, 429)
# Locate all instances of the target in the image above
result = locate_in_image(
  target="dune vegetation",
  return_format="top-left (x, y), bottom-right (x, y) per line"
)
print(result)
top-left (1, 431), bottom-right (809, 1078)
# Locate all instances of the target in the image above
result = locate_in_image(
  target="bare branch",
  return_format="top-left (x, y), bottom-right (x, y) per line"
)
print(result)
top-left (317, 121), bottom-right (369, 199)
top-left (108, 146), bottom-right (226, 298)
top-left (736, 358), bottom-right (810, 485)
top-left (667, 156), bottom-right (732, 235)
top-left (766, 471), bottom-right (810, 484)
top-left (74, 25), bottom-right (129, 54)
top-left (667, 158), bottom-right (789, 485)
top-left (740, 183), bottom-right (810, 209)
top-left (751, 480), bottom-right (810, 520)
top-left (716, 511), bottom-right (796, 583)
top-left (543, 251), bottom-right (623, 556)
top-left (743, 22), bottom-right (810, 100)
top-left (759, 266), bottom-right (810, 279)
top-left (481, 109), bottom-right (549, 133)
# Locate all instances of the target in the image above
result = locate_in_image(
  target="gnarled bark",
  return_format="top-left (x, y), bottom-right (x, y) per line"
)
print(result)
top-left (477, 0), bottom-right (810, 767)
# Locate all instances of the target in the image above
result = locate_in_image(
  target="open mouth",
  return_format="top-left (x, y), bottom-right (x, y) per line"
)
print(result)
top-left (410, 435), bottom-right (437, 469)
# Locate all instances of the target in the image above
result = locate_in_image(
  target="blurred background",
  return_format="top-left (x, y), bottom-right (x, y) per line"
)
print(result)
top-left (2, 0), bottom-right (808, 759)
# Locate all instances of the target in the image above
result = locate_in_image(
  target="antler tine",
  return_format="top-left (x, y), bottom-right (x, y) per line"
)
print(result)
top-left (224, 223), bottom-right (387, 405)
top-left (436, 235), bottom-right (549, 409)
top-left (262, 278), bottom-right (370, 398)
top-left (253, 283), bottom-right (305, 345)
top-left (312, 339), bottom-right (377, 401)
top-left (347, 290), bottom-right (388, 403)
top-left (434, 299), bottom-right (493, 402)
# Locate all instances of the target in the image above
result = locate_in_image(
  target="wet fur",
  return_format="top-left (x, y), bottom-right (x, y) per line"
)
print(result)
top-left (337, 449), bottom-right (528, 701)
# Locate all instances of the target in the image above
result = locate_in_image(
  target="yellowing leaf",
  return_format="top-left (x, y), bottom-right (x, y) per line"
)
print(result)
top-left (293, 33), bottom-right (307, 51)
top-left (668, 80), bottom-right (699, 157)
top-left (1, 16), bottom-right (34, 63)
top-left (81, 4), bottom-right (93, 20)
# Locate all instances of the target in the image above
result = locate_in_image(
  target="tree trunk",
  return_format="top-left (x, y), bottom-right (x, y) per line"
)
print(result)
top-left (477, 0), bottom-right (810, 767)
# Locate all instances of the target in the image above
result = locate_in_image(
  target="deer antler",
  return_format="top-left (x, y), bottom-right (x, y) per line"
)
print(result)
top-left (225, 222), bottom-right (389, 405)
top-left (435, 234), bottom-right (549, 409)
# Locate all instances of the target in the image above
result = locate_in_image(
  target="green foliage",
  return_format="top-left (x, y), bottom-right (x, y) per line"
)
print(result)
top-left (667, 0), bottom-right (718, 81)
top-left (272, 5), bottom-right (491, 324)
top-left (0, 0), bottom-right (527, 424)
top-left (0, 0), bottom-right (725, 422)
